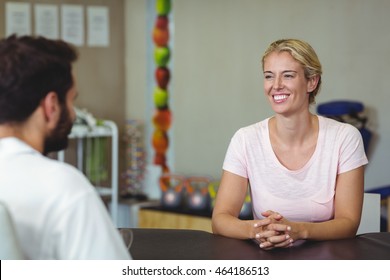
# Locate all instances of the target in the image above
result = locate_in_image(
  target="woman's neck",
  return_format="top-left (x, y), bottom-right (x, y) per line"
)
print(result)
top-left (270, 113), bottom-right (318, 147)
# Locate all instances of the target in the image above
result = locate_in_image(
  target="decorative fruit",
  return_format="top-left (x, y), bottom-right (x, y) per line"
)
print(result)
top-left (152, 129), bottom-right (169, 153)
top-left (153, 27), bottom-right (169, 47)
top-left (155, 15), bottom-right (169, 29)
top-left (155, 67), bottom-right (170, 89)
top-left (156, 0), bottom-right (171, 16)
top-left (154, 153), bottom-right (166, 165)
top-left (153, 87), bottom-right (168, 109)
top-left (152, 0), bottom-right (171, 173)
top-left (153, 109), bottom-right (172, 131)
top-left (154, 46), bottom-right (170, 67)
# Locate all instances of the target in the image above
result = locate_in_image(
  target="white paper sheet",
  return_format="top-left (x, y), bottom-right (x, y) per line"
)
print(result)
top-left (5, 2), bottom-right (32, 36)
top-left (61, 4), bottom-right (84, 46)
top-left (87, 6), bottom-right (110, 47)
top-left (34, 4), bottom-right (59, 39)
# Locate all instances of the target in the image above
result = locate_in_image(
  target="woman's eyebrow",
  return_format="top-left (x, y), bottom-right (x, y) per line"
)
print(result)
top-left (263, 70), bottom-right (297, 74)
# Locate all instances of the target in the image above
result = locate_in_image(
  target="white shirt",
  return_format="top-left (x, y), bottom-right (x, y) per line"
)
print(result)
top-left (223, 116), bottom-right (368, 222)
top-left (0, 137), bottom-right (131, 259)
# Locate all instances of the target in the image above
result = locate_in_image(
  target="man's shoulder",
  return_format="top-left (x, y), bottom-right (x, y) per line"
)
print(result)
top-left (44, 160), bottom-right (93, 190)
top-left (17, 153), bottom-right (94, 195)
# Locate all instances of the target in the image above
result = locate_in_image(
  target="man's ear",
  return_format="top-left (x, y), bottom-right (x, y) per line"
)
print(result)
top-left (41, 92), bottom-right (60, 129)
top-left (307, 75), bottom-right (320, 93)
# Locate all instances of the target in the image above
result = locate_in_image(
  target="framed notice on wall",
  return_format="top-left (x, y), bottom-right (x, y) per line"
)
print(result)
top-left (34, 4), bottom-right (59, 39)
top-left (61, 4), bottom-right (84, 46)
top-left (87, 6), bottom-right (110, 47)
top-left (5, 2), bottom-right (32, 36)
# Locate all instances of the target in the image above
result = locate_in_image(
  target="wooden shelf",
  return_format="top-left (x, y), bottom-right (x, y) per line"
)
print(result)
top-left (138, 208), bottom-right (212, 233)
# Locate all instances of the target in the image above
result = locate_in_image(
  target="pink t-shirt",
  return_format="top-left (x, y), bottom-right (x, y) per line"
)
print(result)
top-left (223, 116), bottom-right (368, 222)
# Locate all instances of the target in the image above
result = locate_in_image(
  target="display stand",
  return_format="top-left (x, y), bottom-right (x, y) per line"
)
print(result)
top-left (57, 120), bottom-right (119, 226)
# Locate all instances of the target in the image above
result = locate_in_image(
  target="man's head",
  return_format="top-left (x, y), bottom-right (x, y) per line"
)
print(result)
top-left (43, 91), bottom-right (75, 155)
top-left (0, 35), bottom-right (78, 153)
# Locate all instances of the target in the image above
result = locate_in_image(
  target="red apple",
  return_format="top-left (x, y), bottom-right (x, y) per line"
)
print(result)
top-left (155, 67), bottom-right (170, 89)
top-left (153, 26), bottom-right (169, 47)
top-left (153, 109), bottom-right (172, 131)
top-left (154, 153), bottom-right (166, 165)
top-left (155, 15), bottom-right (169, 29)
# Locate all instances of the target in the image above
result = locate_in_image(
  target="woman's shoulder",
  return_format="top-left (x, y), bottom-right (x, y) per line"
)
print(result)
top-left (319, 115), bottom-right (358, 130)
top-left (236, 118), bottom-right (269, 135)
top-left (319, 115), bottom-right (362, 139)
top-left (229, 119), bottom-right (269, 146)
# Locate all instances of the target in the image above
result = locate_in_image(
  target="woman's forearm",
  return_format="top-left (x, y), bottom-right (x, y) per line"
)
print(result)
top-left (290, 217), bottom-right (359, 242)
top-left (212, 212), bottom-right (256, 240)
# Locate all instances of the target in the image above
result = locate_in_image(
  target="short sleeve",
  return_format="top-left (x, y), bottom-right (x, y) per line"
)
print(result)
top-left (222, 129), bottom-right (249, 178)
top-left (338, 124), bottom-right (369, 174)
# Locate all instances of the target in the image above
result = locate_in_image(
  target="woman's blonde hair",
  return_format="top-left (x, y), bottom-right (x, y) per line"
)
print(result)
top-left (261, 39), bottom-right (322, 104)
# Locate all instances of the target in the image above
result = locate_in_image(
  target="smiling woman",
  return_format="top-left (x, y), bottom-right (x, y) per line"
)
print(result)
top-left (262, 39), bottom-right (322, 106)
top-left (263, 51), bottom-right (319, 117)
top-left (211, 38), bottom-right (368, 250)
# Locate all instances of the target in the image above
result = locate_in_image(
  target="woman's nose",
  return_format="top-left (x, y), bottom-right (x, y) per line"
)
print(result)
top-left (273, 76), bottom-right (283, 90)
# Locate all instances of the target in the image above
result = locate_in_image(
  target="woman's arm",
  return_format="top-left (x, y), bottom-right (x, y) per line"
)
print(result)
top-left (212, 170), bottom-right (291, 244)
top-left (212, 170), bottom-right (254, 239)
top-left (300, 165), bottom-right (365, 240)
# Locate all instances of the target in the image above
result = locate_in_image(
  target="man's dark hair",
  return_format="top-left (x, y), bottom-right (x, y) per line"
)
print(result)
top-left (0, 35), bottom-right (78, 124)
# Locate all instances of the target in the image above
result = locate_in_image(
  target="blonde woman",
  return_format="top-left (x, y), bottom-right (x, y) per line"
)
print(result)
top-left (212, 39), bottom-right (368, 250)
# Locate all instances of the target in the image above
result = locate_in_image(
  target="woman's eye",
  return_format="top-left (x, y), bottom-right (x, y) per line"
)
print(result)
top-left (284, 74), bottom-right (293, 78)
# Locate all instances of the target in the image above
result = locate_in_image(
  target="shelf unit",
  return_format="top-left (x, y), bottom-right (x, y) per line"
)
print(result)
top-left (57, 120), bottom-right (119, 226)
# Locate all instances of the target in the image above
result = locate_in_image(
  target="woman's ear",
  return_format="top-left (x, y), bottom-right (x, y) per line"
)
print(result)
top-left (307, 75), bottom-right (320, 93)
top-left (41, 92), bottom-right (60, 128)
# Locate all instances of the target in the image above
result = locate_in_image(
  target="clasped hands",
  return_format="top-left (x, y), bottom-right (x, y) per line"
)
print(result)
top-left (253, 210), bottom-right (294, 250)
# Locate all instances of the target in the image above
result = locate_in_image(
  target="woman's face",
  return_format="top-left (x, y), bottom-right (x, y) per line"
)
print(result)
top-left (263, 51), bottom-right (316, 116)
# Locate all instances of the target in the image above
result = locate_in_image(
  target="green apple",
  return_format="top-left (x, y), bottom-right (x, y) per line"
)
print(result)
top-left (154, 46), bottom-right (170, 67)
top-left (156, 0), bottom-right (171, 16)
top-left (153, 87), bottom-right (168, 108)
